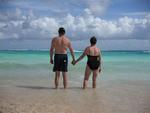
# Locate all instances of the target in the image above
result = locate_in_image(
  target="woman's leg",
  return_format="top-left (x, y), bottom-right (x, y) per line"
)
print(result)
top-left (83, 65), bottom-right (91, 89)
top-left (92, 69), bottom-right (98, 88)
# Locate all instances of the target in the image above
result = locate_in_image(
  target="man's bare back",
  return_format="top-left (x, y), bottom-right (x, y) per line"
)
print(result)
top-left (52, 36), bottom-right (71, 54)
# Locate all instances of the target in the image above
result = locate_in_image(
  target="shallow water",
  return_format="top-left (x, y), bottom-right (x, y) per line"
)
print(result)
top-left (0, 50), bottom-right (150, 82)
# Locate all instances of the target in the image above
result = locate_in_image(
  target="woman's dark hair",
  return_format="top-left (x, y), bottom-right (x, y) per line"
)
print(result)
top-left (58, 27), bottom-right (65, 36)
top-left (90, 36), bottom-right (97, 45)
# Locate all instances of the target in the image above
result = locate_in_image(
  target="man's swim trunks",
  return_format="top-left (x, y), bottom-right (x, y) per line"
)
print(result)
top-left (53, 54), bottom-right (68, 72)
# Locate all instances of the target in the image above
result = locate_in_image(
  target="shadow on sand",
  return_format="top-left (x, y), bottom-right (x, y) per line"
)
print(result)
top-left (16, 85), bottom-right (83, 90)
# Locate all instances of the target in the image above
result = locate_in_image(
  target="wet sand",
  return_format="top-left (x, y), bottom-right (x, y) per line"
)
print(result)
top-left (0, 80), bottom-right (150, 113)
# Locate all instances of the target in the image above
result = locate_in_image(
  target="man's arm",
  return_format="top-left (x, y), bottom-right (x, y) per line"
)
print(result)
top-left (68, 42), bottom-right (75, 61)
top-left (50, 39), bottom-right (54, 64)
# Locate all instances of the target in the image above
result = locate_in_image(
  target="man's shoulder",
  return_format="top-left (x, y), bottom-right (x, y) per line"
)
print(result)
top-left (63, 36), bottom-right (70, 44)
top-left (53, 36), bottom-right (58, 39)
top-left (52, 37), bottom-right (58, 41)
top-left (63, 36), bottom-right (70, 40)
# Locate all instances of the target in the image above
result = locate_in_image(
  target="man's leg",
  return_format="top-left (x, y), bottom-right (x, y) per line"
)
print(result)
top-left (62, 72), bottom-right (67, 89)
top-left (83, 65), bottom-right (91, 89)
top-left (55, 71), bottom-right (60, 89)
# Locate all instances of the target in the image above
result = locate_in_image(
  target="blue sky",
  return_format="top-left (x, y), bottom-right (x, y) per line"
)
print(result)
top-left (0, 0), bottom-right (150, 50)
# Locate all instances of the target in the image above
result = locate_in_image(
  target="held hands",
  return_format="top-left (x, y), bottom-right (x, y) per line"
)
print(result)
top-left (71, 59), bottom-right (77, 65)
top-left (50, 59), bottom-right (53, 64)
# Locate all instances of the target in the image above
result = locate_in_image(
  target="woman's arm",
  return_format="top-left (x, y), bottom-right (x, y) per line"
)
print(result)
top-left (73, 48), bottom-right (88, 65)
top-left (75, 53), bottom-right (85, 64)
top-left (99, 49), bottom-right (102, 72)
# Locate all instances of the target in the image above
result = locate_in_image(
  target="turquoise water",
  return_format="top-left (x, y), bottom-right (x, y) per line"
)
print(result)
top-left (0, 50), bottom-right (150, 82)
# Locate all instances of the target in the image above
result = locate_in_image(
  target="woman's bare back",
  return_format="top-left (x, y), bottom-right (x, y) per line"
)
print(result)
top-left (85, 45), bottom-right (100, 56)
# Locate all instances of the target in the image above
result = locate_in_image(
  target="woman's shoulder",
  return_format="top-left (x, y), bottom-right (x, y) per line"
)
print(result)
top-left (86, 46), bottom-right (91, 49)
top-left (84, 46), bottom-right (91, 52)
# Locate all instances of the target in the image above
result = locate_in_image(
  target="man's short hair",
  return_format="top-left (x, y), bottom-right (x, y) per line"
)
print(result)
top-left (90, 36), bottom-right (97, 45)
top-left (58, 27), bottom-right (65, 35)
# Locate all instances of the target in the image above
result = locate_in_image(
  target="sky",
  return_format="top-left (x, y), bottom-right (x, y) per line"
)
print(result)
top-left (0, 0), bottom-right (150, 50)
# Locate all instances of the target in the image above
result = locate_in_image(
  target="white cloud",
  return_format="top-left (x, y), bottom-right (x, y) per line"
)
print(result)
top-left (85, 0), bottom-right (110, 16)
top-left (0, 8), bottom-right (25, 22)
top-left (0, 8), bottom-right (150, 40)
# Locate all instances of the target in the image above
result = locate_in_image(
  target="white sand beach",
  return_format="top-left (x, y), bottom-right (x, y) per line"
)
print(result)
top-left (0, 79), bottom-right (150, 113)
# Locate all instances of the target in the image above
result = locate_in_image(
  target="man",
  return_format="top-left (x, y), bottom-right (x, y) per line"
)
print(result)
top-left (50, 27), bottom-right (75, 89)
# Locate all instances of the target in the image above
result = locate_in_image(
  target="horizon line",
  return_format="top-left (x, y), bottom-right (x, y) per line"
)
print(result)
top-left (0, 49), bottom-right (150, 52)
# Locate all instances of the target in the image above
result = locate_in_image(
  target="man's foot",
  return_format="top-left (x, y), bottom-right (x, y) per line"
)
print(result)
top-left (92, 86), bottom-right (96, 89)
top-left (55, 86), bottom-right (58, 89)
top-left (64, 86), bottom-right (67, 89)
top-left (82, 86), bottom-right (86, 89)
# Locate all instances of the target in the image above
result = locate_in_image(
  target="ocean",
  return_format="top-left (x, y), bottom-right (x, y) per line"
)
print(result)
top-left (0, 50), bottom-right (150, 86)
top-left (0, 50), bottom-right (150, 113)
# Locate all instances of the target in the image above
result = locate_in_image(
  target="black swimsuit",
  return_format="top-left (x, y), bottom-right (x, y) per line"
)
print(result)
top-left (87, 55), bottom-right (100, 70)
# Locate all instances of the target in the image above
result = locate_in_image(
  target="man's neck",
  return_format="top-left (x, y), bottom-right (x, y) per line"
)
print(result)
top-left (91, 44), bottom-right (96, 47)
top-left (59, 34), bottom-right (65, 37)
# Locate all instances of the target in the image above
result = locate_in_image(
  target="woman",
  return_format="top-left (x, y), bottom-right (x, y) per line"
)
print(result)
top-left (73, 36), bottom-right (102, 89)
